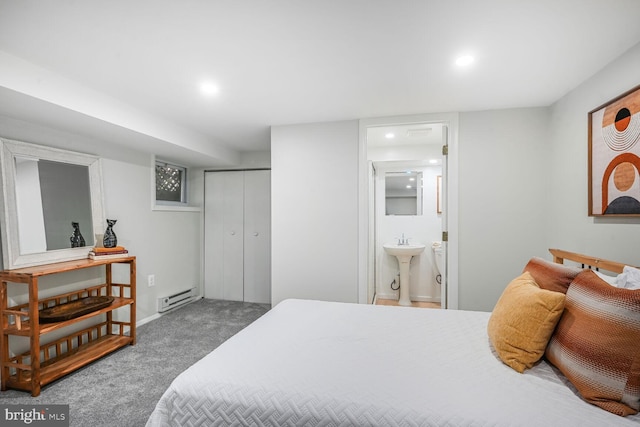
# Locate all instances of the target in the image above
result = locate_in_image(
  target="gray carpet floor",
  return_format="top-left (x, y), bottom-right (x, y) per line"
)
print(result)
top-left (0, 298), bottom-right (271, 426)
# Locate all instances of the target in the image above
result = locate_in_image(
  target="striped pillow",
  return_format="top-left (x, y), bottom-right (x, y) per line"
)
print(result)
top-left (545, 270), bottom-right (640, 416)
top-left (523, 257), bottom-right (582, 294)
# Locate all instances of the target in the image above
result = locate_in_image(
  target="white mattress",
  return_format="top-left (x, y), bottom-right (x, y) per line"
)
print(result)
top-left (147, 299), bottom-right (640, 426)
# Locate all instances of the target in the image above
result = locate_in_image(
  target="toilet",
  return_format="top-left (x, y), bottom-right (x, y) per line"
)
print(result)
top-left (432, 241), bottom-right (444, 276)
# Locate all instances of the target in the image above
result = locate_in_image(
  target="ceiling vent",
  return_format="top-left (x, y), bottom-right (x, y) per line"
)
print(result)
top-left (406, 128), bottom-right (432, 138)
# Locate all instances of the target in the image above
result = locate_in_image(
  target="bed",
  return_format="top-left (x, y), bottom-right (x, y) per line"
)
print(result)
top-left (147, 250), bottom-right (640, 426)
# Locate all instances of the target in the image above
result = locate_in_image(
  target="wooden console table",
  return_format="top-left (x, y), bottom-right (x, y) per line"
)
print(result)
top-left (0, 256), bottom-right (136, 396)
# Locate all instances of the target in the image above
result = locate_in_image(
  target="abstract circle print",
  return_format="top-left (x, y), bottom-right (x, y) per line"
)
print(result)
top-left (590, 86), bottom-right (640, 215)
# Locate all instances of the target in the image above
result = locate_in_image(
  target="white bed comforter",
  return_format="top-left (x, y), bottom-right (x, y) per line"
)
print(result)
top-left (147, 299), bottom-right (640, 426)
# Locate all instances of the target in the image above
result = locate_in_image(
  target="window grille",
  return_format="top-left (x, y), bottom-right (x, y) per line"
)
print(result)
top-left (155, 161), bottom-right (187, 204)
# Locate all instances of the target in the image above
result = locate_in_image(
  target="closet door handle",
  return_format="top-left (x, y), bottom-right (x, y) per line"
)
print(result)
top-left (253, 232), bottom-right (259, 237)
top-left (230, 231), bottom-right (236, 236)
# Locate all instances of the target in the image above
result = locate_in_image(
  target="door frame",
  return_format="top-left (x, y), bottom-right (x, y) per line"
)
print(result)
top-left (358, 113), bottom-right (459, 309)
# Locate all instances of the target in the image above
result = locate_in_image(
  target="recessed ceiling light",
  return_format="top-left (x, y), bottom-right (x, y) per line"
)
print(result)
top-left (429, 159), bottom-right (439, 164)
top-left (385, 133), bottom-right (395, 139)
top-left (200, 81), bottom-right (219, 96)
top-left (406, 185), bottom-right (412, 189)
top-left (455, 55), bottom-right (474, 67)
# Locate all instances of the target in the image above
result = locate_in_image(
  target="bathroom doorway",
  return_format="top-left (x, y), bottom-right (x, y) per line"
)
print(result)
top-left (358, 114), bottom-right (458, 309)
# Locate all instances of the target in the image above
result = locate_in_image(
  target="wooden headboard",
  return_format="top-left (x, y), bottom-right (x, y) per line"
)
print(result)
top-left (549, 248), bottom-right (633, 274)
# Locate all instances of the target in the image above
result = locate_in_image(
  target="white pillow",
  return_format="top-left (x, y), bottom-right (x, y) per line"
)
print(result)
top-left (615, 265), bottom-right (640, 290)
top-left (595, 270), bottom-right (618, 286)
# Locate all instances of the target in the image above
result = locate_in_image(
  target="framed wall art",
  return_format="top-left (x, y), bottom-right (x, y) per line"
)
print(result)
top-left (588, 84), bottom-right (640, 216)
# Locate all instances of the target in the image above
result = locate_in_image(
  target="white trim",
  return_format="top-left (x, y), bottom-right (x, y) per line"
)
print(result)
top-left (375, 293), bottom-right (441, 303)
top-left (358, 113), bottom-right (459, 309)
top-left (136, 296), bottom-right (203, 327)
top-left (411, 295), bottom-right (441, 303)
top-left (151, 205), bottom-right (201, 212)
top-left (136, 312), bottom-right (162, 327)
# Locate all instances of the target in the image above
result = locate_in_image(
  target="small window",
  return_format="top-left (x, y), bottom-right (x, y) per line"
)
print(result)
top-left (155, 160), bottom-right (187, 205)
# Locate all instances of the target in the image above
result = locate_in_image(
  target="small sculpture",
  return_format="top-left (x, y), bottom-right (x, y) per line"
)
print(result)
top-left (103, 219), bottom-right (118, 248)
top-left (70, 222), bottom-right (86, 248)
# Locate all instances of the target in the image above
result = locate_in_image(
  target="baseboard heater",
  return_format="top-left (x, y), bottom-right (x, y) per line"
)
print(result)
top-left (158, 287), bottom-right (197, 313)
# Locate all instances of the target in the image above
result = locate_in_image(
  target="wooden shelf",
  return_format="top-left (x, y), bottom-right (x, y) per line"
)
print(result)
top-left (1, 256), bottom-right (136, 396)
top-left (0, 256), bottom-right (136, 280)
top-left (3, 297), bottom-right (134, 336)
top-left (5, 335), bottom-right (132, 391)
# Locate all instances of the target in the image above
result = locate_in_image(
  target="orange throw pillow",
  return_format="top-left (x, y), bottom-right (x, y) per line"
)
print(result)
top-left (523, 257), bottom-right (582, 294)
top-left (488, 272), bottom-right (566, 373)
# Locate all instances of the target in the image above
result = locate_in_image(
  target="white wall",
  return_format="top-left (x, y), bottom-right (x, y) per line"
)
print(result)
top-left (101, 158), bottom-right (201, 322)
top-left (271, 120), bottom-right (359, 305)
top-left (457, 107), bottom-right (550, 311)
top-left (204, 150), bottom-right (271, 171)
top-left (547, 42), bottom-right (640, 264)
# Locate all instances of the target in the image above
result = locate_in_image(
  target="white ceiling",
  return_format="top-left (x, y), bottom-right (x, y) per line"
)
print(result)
top-left (1, 1), bottom-right (640, 166)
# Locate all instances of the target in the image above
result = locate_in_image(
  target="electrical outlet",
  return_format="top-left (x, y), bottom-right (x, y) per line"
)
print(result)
top-left (148, 274), bottom-right (155, 287)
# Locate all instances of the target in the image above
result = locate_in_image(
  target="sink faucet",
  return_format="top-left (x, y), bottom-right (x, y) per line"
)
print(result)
top-left (397, 233), bottom-right (409, 245)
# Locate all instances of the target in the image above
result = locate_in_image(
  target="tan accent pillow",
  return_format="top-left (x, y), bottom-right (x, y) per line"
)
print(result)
top-left (545, 270), bottom-right (640, 416)
top-left (488, 272), bottom-right (566, 373)
top-left (523, 257), bottom-right (582, 294)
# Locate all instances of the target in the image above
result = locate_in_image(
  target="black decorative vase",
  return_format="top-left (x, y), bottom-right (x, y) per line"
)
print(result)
top-left (103, 219), bottom-right (118, 248)
top-left (70, 222), bottom-right (86, 248)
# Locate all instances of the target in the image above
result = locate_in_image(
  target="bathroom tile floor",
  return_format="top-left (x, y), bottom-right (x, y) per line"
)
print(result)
top-left (375, 298), bottom-right (441, 309)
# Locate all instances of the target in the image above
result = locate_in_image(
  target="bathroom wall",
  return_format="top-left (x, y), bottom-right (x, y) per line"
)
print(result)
top-left (367, 130), bottom-right (443, 303)
top-left (375, 164), bottom-right (442, 302)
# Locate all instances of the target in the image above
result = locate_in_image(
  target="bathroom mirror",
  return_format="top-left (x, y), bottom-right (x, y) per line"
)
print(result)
top-left (385, 171), bottom-right (423, 216)
top-left (0, 138), bottom-right (105, 269)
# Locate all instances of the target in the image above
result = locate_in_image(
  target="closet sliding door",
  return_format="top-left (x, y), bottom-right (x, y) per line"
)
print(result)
top-left (243, 170), bottom-right (271, 303)
top-left (204, 170), bottom-right (271, 304)
top-left (204, 171), bottom-right (244, 301)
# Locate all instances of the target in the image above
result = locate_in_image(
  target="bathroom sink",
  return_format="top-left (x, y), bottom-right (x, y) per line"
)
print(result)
top-left (383, 242), bottom-right (426, 306)
top-left (383, 243), bottom-right (426, 257)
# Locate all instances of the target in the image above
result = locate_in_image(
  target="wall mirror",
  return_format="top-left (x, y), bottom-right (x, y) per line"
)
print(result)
top-left (0, 138), bottom-right (104, 269)
top-left (385, 171), bottom-right (423, 216)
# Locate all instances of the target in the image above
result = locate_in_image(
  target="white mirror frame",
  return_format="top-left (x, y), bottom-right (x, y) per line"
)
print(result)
top-left (0, 138), bottom-right (105, 269)
top-left (373, 160), bottom-right (429, 217)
